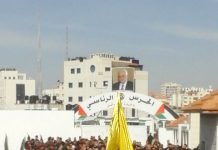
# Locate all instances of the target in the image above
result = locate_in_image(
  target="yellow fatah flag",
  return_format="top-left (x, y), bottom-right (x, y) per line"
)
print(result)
top-left (106, 93), bottom-right (133, 150)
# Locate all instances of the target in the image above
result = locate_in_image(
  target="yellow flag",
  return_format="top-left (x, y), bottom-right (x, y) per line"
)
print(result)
top-left (106, 93), bottom-right (133, 150)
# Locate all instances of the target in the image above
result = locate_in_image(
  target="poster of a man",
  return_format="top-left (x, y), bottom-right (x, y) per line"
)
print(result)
top-left (112, 68), bottom-right (134, 91)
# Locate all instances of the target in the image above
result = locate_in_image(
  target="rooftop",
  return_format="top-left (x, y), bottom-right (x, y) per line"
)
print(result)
top-left (182, 90), bottom-right (218, 113)
top-left (0, 68), bottom-right (16, 72)
top-left (166, 115), bottom-right (188, 128)
top-left (66, 53), bottom-right (141, 66)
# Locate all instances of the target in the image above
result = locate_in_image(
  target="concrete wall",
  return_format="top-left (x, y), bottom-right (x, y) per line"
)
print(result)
top-left (189, 113), bottom-right (200, 149)
top-left (0, 70), bottom-right (35, 109)
top-left (134, 70), bottom-right (148, 95)
top-left (200, 114), bottom-right (217, 150)
top-left (0, 110), bottom-right (152, 150)
top-left (0, 111), bottom-right (75, 150)
top-left (159, 128), bottom-right (174, 148)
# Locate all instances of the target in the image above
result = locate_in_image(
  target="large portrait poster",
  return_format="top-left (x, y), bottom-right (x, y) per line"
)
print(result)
top-left (112, 67), bottom-right (134, 91)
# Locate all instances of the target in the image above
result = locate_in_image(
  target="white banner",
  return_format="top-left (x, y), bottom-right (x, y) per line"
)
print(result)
top-left (78, 91), bottom-right (164, 117)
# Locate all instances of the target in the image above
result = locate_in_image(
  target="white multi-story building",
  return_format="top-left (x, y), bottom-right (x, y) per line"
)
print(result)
top-left (42, 81), bottom-right (64, 104)
top-left (161, 82), bottom-right (182, 99)
top-left (0, 68), bottom-right (35, 109)
top-left (64, 53), bottom-right (148, 119)
top-left (170, 86), bottom-right (213, 108)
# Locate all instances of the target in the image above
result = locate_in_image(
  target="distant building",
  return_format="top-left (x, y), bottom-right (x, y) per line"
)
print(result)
top-left (182, 90), bottom-right (218, 149)
top-left (171, 86), bottom-right (213, 108)
top-left (0, 68), bottom-right (35, 109)
top-left (149, 91), bottom-right (169, 105)
top-left (42, 81), bottom-right (64, 104)
top-left (165, 115), bottom-right (189, 147)
top-left (64, 53), bottom-right (148, 119)
top-left (161, 82), bottom-right (182, 99)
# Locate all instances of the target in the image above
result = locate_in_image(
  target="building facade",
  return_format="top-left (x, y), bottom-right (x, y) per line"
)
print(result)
top-left (64, 53), bottom-right (148, 119)
top-left (0, 68), bottom-right (35, 109)
top-left (161, 82), bottom-right (182, 99)
top-left (170, 86), bottom-right (213, 108)
top-left (182, 90), bottom-right (218, 150)
top-left (42, 81), bottom-right (64, 104)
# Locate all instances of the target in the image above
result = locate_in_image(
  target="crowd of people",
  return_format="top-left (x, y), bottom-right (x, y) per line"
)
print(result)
top-left (25, 135), bottom-right (106, 150)
top-left (24, 135), bottom-right (195, 150)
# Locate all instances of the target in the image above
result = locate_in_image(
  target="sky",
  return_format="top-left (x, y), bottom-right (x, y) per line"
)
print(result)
top-left (0, 0), bottom-right (218, 91)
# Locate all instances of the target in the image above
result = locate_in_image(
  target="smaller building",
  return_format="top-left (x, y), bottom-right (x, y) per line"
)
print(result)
top-left (161, 82), bottom-right (182, 100)
top-left (170, 86), bottom-right (213, 108)
top-left (42, 81), bottom-right (64, 104)
top-left (183, 90), bottom-right (218, 150)
top-left (165, 115), bottom-right (189, 146)
top-left (0, 68), bottom-right (35, 109)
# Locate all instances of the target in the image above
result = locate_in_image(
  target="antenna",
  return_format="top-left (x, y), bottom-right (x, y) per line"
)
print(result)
top-left (65, 26), bottom-right (69, 60)
top-left (37, 3), bottom-right (43, 99)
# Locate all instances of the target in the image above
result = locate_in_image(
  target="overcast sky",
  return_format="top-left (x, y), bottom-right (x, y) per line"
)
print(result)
top-left (0, 0), bottom-right (218, 91)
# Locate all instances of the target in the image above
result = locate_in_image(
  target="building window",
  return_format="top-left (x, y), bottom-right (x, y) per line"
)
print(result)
top-left (68, 97), bottom-right (73, 102)
top-left (132, 108), bottom-right (136, 117)
top-left (9, 77), bottom-right (11, 79)
top-left (77, 68), bottom-right (81, 74)
top-left (94, 82), bottom-right (97, 87)
top-left (103, 81), bottom-right (108, 87)
top-left (105, 67), bottom-right (111, 72)
top-left (78, 96), bottom-right (83, 102)
top-left (71, 69), bottom-right (75, 74)
top-left (18, 75), bottom-right (23, 80)
top-left (13, 77), bottom-right (15, 80)
top-left (4, 77), bottom-right (7, 79)
top-left (78, 82), bottom-right (83, 88)
top-left (25, 96), bottom-right (29, 100)
top-left (53, 96), bottom-right (57, 100)
top-left (103, 110), bottom-right (108, 116)
top-left (193, 97), bottom-right (198, 100)
top-left (90, 65), bottom-right (96, 73)
top-left (69, 83), bottom-right (73, 88)
top-left (16, 84), bottom-right (25, 101)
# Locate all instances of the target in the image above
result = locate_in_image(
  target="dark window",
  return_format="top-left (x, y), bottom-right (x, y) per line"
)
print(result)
top-left (94, 82), bottom-right (97, 87)
top-left (68, 97), bottom-right (73, 102)
top-left (4, 77), bottom-right (7, 79)
top-left (13, 77), bottom-right (15, 80)
top-left (90, 82), bottom-right (92, 87)
top-left (69, 83), bottom-right (73, 88)
top-left (29, 96), bottom-right (38, 104)
top-left (103, 110), bottom-right (108, 116)
top-left (193, 97), bottom-right (198, 100)
top-left (78, 82), bottom-right (83, 88)
top-left (132, 108), bottom-right (136, 117)
top-left (9, 77), bottom-right (11, 79)
top-left (18, 75), bottom-right (23, 80)
top-left (78, 96), bottom-right (83, 102)
top-left (90, 65), bottom-right (95, 73)
top-left (16, 84), bottom-right (25, 101)
top-left (53, 96), bottom-right (57, 100)
top-left (103, 81), bottom-right (108, 87)
top-left (132, 59), bottom-right (139, 64)
top-left (105, 67), bottom-right (111, 72)
top-left (147, 126), bottom-right (150, 135)
top-left (77, 68), bottom-right (81, 74)
top-left (71, 69), bottom-right (75, 74)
